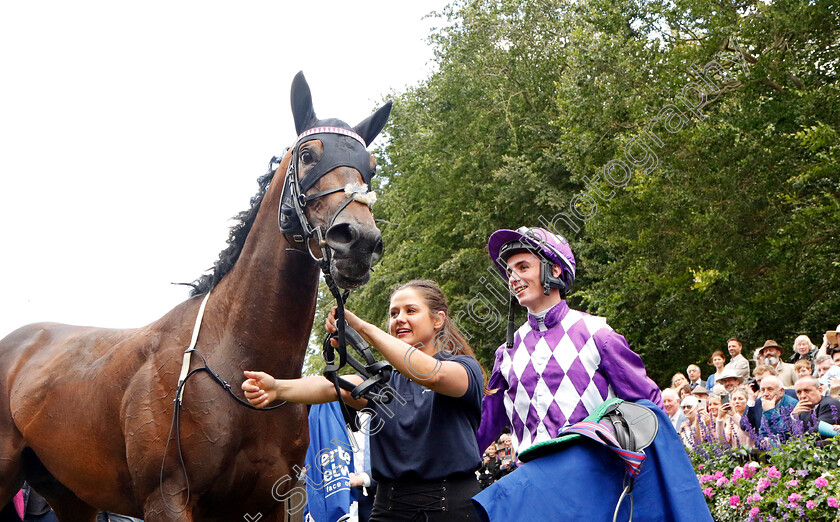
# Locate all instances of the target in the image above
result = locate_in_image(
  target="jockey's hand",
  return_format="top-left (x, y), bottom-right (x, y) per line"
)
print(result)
top-left (242, 370), bottom-right (278, 408)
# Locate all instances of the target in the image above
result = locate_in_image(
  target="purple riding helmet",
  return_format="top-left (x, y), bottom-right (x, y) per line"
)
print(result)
top-left (488, 226), bottom-right (576, 297)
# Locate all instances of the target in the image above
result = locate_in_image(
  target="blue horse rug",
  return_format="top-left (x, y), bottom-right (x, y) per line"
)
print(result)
top-left (473, 400), bottom-right (712, 521)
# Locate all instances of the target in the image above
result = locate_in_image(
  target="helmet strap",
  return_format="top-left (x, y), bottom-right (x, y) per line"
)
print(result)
top-left (506, 293), bottom-right (517, 349)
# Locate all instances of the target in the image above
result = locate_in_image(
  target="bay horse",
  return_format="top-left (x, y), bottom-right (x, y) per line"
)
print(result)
top-left (0, 71), bottom-right (391, 522)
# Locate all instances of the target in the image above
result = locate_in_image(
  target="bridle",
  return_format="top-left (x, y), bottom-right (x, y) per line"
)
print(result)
top-left (275, 126), bottom-right (394, 429)
top-left (161, 130), bottom-right (393, 512)
top-left (277, 125), bottom-right (378, 263)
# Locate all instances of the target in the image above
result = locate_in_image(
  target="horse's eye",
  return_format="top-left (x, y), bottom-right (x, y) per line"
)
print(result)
top-left (300, 150), bottom-right (313, 164)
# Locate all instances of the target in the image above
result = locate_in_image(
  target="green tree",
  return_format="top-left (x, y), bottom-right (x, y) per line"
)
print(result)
top-left (311, 0), bottom-right (839, 387)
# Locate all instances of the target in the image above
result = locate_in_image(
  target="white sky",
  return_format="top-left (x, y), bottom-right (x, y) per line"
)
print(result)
top-left (0, 1), bottom-right (450, 339)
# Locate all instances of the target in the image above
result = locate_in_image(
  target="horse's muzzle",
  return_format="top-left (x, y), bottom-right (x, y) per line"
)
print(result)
top-left (325, 221), bottom-right (383, 288)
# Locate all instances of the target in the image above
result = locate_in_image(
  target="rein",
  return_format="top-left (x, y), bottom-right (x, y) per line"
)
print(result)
top-left (319, 266), bottom-right (393, 431)
top-left (160, 129), bottom-right (391, 511)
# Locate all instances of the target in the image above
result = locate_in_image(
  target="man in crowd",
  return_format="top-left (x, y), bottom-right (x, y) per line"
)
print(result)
top-left (741, 375), bottom-right (798, 444)
top-left (716, 368), bottom-right (744, 394)
top-left (816, 354), bottom-right (835, 378)
top-left (662, 387), bottom-right (688, 431)
top-left (757, 340), bottom-right (796, 387)
top-left (724, 337), bottom-right (751, 381)
top-left (686, 364), bottom-right (703, 390)
top-left (792, 376), bottom-right (840, 435)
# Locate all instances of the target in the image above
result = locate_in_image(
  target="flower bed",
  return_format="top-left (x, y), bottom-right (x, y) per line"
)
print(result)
top-left (689, 434), bottom-right (840, 521)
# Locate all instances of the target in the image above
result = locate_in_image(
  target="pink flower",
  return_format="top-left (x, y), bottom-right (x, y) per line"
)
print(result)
top-left (733, 467), bottom-right (744, 480)
top-left (786, 479), bottom-right (799, 488)
top-left (703, 487), bottom-right (714, 498)
top-left (749, 507), bottom-right (760, 517)
top-left (729, 495), bottom-right (740, 507)
top-left (789, 492), bottom-right (802, 505)
top-left (788, 467), bottom-right (796, 475)
top-left (828, 497), bottom-right (839, 508)
top-left (767, 466), bottom-right (781, 479)
top-left (747, 493), bottom-right (762, 504)
top-left (806, 500), bottom-right (817, 509)
top-left (698, 464), bottom-right (705, 470)
top-left (815, 477), bottom-right (829, 488)
top-left (757, 477), bottom-right (772, 492)
top-left (716, 477), bottom-right (729, 487)
top-left (714, 470), bottom-right (725, 479)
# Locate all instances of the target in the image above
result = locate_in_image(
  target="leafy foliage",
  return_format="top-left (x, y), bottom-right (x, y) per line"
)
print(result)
top-left (308, 0), bottom-right (839, 386)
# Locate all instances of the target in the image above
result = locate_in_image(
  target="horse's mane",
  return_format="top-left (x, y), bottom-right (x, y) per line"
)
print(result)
top-left (189, 169), bottom-right (276, 296)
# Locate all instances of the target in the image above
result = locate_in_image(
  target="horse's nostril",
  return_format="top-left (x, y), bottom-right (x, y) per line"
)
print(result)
top-left (326, 223), bottom-right (356, 248)
top-left (372, 237), bottom-right (383, 262)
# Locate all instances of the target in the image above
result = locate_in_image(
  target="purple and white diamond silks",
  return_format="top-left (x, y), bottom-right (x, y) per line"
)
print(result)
top-left (477, 300), bottom-right (663, 456)
top-left (501, 309), bottom-right (615, 452)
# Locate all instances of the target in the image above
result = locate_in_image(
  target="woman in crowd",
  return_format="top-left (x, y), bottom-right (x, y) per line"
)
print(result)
top-left (672, 372), bottom-right (689, 390)
top-left (714, 387), bottom-right (751, 447)
top-left (679, 395), bottom-right (713, 449)
top-left (242, 279), bottom-right (485, 521)
top-left (789, 335), bottom-right (819, 371)
top-left (706, 350), bottom-right (727, 389)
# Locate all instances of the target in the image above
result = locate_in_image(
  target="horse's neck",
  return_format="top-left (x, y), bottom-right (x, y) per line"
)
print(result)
top-left (205, 159), bottom-right (320, 377)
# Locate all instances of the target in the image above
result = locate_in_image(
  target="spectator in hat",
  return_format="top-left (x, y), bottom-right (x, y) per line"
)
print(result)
top-left (788, 335), bottom-right (819, 371)
top-left (723, 338), bottom-right (751, 382)
top-left (716, 368), bottom-right (743, 393)
top-left (757, 340), bottom-right (796, 388)
top-left (791, 376), bottom-right (840, 437)
top-left (706, 350), bottom-right (727, 390)
top-left (818, 325), bottom-right (840, 357)
top-left (686, 364), bottom-right (703, 390)
top-left (691, 386), bottom-right (709, 401)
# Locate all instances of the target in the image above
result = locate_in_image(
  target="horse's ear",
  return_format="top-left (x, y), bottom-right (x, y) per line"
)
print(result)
top-left (291, 71), bottom-right (318, 135)
top-left (354, 101), bottom-right (392, 146)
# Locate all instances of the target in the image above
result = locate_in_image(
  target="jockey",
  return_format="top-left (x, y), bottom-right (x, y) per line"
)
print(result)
top-left (476, 226), bottom-right (663, 455)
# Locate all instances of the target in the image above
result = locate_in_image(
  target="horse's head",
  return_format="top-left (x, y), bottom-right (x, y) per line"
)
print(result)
top-left (279, 72), bottom-right (391, 289)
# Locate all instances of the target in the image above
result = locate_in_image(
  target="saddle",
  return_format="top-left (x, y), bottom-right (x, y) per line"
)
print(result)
top-left (519, 399), bottom-right (658, 465)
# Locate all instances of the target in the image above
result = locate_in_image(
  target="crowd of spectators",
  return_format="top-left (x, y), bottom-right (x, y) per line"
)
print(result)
top-left (663, 324), bottom-right (840, 451)
top-left (476, 433), bottom-right (517, 489)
